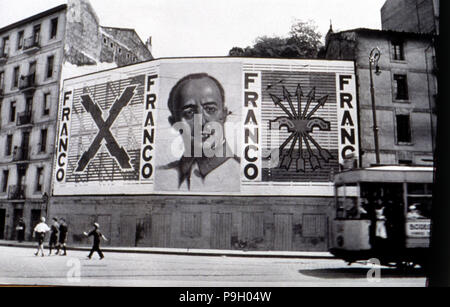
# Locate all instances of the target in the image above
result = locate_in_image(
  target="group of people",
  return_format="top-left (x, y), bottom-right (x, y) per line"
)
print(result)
top-left (32, 217), bottom-right (107, 259)
top-left (33, 217), bottom-right (68, 257)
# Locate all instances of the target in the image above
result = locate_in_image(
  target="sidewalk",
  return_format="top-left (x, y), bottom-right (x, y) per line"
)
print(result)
top-left (0, 239), bottom-right (333, 259)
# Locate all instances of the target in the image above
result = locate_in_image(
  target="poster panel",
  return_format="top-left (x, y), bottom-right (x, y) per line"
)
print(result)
top-left (52, 58), bottom-right (357, 196)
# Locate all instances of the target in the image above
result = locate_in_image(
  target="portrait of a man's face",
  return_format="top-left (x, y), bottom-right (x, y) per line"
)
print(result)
top-left (168, 73), bottom-right (228, 156)
top-left (155, 64), bottom-right (241, 193)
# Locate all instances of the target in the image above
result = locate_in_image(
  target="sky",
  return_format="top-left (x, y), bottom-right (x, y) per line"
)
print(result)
top-left (0, 0), bottom-right (387, 58)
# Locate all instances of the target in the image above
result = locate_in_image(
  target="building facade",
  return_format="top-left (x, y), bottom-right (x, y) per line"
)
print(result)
top-left (381, 0), bottom-right (439, 34)
top-left (324, 28), bottom-right (437, 168)
top-left (0, 0), bottom-right (152, 241)
top-left (47, 57), bottom-right (359, 251)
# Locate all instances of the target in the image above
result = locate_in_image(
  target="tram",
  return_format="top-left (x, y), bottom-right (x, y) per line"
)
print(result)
top-left (329, 166), bottom-right (433, 268)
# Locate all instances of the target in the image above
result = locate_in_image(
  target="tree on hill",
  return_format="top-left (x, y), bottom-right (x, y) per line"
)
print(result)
top-left (228, 19), bottom-right (323, 58)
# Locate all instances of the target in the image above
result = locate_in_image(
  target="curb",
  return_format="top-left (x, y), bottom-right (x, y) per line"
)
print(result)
top-left (0, 241), bottom-right (334, 259)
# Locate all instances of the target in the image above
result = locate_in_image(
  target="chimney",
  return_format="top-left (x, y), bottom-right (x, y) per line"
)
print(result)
top-left (146, 36), bottom-right (152, 53)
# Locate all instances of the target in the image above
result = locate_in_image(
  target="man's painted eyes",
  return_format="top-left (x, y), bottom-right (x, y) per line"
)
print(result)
top-left (182, 104), bottom-right (218, 119)
top-left (203, 105), bottom-right (217, 114)
top-left (182, 109), bottom-right (195, 119)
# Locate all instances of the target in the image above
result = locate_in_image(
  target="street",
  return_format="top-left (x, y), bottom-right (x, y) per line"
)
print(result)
top-left (0, 246), bottom-right (426, 287)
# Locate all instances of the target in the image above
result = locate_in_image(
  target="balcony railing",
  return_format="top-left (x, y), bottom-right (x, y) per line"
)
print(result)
top-left (12, 146), bottom-right (29, 162)
top-left (17, 111), bottom-right (32, 126)
top-left (23, 36), bottom-right (40, 53)
top-left (7, 185), bottom-right (26, 200)
top-left (19, 74), bottom-right (36, 92)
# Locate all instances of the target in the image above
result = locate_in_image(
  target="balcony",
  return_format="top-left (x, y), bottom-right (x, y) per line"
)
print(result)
top-left (19, 74), bottom-right (36, 93)
top-left (0, 50), bottom-right (7, 64)
top-left (12, 146), bottom-right (29, 162)
top-left (23, 36), bottom-right (40, 54)
top-left (17, 111), bottom-right (32, 126)
top-left (7, 185), bottom-right (26, 200)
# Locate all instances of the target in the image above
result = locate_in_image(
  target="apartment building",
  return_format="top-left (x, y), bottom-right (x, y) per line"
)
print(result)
top-left (0, 0), bottom-right (152, 241)
top-left (324, 27), bottom-right (437, 167)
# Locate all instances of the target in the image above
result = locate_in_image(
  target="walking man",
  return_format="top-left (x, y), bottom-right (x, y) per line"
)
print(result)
top-left (56, 218), bottom-right (68, 256)
top-left (83, 223), bottom-right (107, 259)
top-left (33, 217), bottom-right (50, 257)
top-left (48, 217), bottom-right (59, 255)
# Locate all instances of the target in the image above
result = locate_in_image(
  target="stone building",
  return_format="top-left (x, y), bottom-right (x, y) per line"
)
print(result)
top-left (381, 0), bottom-right (439, 34)
top-left (0, 0), bottom-right (153, 241)
top-left (324, 27), bottom-right (437, 167)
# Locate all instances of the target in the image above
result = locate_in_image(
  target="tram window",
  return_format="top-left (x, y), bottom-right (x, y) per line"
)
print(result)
top-left (407, 183), bottom-right (432, 195)
top-left (406, 197), bottom-right (431, 219)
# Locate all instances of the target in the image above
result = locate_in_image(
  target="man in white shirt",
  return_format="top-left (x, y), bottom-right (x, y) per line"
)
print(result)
top-left (33, 217), bottom-right (50, 257)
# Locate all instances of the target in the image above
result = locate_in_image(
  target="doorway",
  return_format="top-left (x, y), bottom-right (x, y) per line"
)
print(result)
top-left (30, 209), bottom-right (41, 241)
top-left (12, 208), bottom-right (23, 240)
top-left (0, 209), bottom-right (6, 239)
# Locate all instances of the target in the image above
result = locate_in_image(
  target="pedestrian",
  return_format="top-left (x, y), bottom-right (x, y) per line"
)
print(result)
top-left (83, 223), bottom-right (107, 260)
top-left (48, 217), bottom-right (59, 255)
top-left (16, 218), bottom-right (26, 242)
top-left (33, 217), bottom-right (50, 257)
top-left (56, 218), bottom-right (68, 256)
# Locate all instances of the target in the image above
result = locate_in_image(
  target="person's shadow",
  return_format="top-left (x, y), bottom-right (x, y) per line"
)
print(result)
top-left (299, 266), bottom-right (426, 279)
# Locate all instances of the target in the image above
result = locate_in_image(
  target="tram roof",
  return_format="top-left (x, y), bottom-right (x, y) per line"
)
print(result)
top-left (334, 166), bottom-right (434, 185)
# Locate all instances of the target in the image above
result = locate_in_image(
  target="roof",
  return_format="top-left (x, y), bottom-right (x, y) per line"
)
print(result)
top-left (329, 27), bottom-right (436, 40)
top-left (334, 165), bottom-right (435, 185)
top-left (101, 26), bottom-right (136, 33)
top-left (0, 4), bottom-right (67, 34)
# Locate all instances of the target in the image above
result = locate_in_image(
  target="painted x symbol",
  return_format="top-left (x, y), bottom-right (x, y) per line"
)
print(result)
top-left (75, 85), bottom-right (137, 172)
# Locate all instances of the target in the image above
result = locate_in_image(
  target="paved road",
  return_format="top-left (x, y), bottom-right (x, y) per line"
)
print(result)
top-left (0, 246), bottom-right (426, 287)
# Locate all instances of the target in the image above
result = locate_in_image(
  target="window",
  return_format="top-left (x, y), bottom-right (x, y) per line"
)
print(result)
top-left (1, 36), bottom-right (9, 56)
top-left (33, 24), bottom-right (41, 45)
top-left (0, 71), bottom-right (4, 89)
top-left (35, 167), bottom-right (43, 192)
top-left (396, 114), bottom-right (412, 143)
top-left (50, 18), bottom-right (58, 39)
top-left (10, 101), bottom-right (16, 122)
top-left (12, 66), bottom-right (20, 88)
top-left (25, 95), bottom-right (33, 113)
top-left (110, 42), bottom-right (113, 48)
top-left (103, 37), bottom-right (107, 44)
top-left (1, 170), bottom-right (9, 193)
top-left (5, 134), bottom-right (13, 156)
top-left (394, 74), bottom-right (409, 100)
top-left (392, 40), bottom-right (405, 61)
top-left (17, 31), bottom-right (24, 50)
top-left (40, 128), bottom-right (47, 152)
top-left (43, 93), bottom-right (50, 115)
top-left (46, 55), bottom-right (54, 78)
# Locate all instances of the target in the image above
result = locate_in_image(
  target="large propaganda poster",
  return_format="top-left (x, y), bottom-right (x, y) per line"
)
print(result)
top-left (52, 58), bottom-right (358, 196)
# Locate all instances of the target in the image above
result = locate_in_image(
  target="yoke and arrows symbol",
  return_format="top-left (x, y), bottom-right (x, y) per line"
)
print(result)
top-left (75, 85), bottom-right (137, 172)
top-left (269, 84), bottom-right (332, 172)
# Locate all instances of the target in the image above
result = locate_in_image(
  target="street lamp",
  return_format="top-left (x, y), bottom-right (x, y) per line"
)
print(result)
top-left (369, 47), bottom-right (382, 165)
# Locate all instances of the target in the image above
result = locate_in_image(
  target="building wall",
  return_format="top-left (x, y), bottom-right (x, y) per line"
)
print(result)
top-left (50, 195), bottom-right (333, 251)
top-left (355, 33), bottom-right (436, 166)
top-left (100, 27), bottom-right (153, 66)
top-left (0, 1), bottom-right (152, 241)
top-left (381, 0), bottom-right (439, 34)
top-left (0, 7), bottom-right (67, 240)
top-left (326, 30), bottom-right (436, 167)
top-left (64, 0), bottom-right (102, 65)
